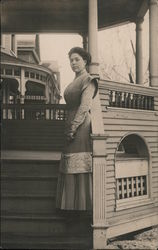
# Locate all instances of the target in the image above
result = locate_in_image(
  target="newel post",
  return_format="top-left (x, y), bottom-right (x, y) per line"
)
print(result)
top-left (91, 92), bottom-right (109, 249)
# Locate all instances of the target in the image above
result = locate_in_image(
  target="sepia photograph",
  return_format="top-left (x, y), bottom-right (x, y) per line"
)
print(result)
top-left (1, 0), bottom-right (158, 249)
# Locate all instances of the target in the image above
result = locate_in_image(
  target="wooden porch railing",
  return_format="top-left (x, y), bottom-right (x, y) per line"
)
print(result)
top-left (109, 91), bottom-right (154, 110)
top-left (1, 103), bottom-right (67, 121)
top-left (1, 80), bottom-right (157, 122)
top-left (99, 80), bottom-right (157, 111)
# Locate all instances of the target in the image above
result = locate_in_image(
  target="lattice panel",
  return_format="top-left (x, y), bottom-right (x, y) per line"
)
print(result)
top-left (116, 176), bottom-right (147, 200)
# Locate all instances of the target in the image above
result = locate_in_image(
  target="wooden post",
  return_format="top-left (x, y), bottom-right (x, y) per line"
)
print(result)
top-left (135, 18), bottom-right (144, 85)
top-left (88, 0), bottom-right (99, 77)
top-left (81, 32), bottom-right (88, 52)
top-left (91, 92), bottom-right (108, 249)
top-left (20, 68), bottom-right (26, 119)
top-left (149, 0), bottom-right (158, 87)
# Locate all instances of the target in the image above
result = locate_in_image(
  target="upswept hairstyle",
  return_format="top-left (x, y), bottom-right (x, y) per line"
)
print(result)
top-left (68, 47), bottom-right (91, 66)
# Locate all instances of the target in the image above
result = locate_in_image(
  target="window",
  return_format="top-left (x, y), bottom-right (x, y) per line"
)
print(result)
top-left (14, 69), bottom-right (21, 76)
top-left (115, 134), bottom-right (151, 210)
top-left (1, 68), bottom-right (4, 75)
top-left (25, 71), bottom-right (29, 77)
top-left (5, 68), bottom-right (12, 75)
top-left (30, 72), bottom-right (35, 78)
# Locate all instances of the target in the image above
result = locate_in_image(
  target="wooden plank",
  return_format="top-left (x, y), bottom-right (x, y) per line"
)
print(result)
top-left (103, 124), bottom-right (158, 132)
top-left (104, 131), bottom-right (158, 137)
top-left (106, 177), bottom-right (115, 184)
top-left (115, 160), bottom-right (148, 178)
top-left (102, 118), bottom-right (158, 127)
top-left (107, 202), bottom-right (157, 220)
top-left (106, 193), bottom-right (115, 201)
top-left (102, 111), bottom-right (158, 122)
top-left (1, 151), bottom-right (61, 161)
top-left (106, 213), bottom-right (158, 239)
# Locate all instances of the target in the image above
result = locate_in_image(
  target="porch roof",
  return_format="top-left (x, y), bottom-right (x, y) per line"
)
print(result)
top-left (2, 0), bottom-right (148, 33)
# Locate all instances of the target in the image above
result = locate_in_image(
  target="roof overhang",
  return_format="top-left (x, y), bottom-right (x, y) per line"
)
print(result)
top-left (1, 0), bottom-right (149, 34)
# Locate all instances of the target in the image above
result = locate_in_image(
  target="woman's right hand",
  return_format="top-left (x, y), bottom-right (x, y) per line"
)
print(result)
top-left (66, 132), bottom-right (75, 142)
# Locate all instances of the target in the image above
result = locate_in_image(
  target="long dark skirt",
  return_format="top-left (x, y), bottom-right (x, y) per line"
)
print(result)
top-left (56, 173), bottom-right (92, 210)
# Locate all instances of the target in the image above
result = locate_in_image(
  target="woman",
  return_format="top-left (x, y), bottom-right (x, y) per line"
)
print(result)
top-left (56, 47), bottom-right (98, 211)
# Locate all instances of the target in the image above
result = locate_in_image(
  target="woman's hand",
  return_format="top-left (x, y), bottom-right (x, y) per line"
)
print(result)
top-left (66, 132), bottom-right (75, 142)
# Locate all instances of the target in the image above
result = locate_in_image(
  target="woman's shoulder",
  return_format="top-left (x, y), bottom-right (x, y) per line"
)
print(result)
top-left (81, 73), bottom-right (98, 98)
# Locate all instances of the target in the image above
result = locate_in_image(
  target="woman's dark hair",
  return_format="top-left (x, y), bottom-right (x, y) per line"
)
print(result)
top-left (68, 47), bottom-right (91, 66)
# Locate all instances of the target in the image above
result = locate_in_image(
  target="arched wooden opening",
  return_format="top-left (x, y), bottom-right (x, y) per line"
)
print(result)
top-left (1, 78), bottom-right (19, 104)
top-left (25, 81), bottom-right (45, 103)
top-left (115, 134), bottom-right (150, 210)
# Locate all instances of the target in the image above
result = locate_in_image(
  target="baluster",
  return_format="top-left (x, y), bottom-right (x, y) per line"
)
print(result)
top-left (113, 91), bottom-right (117, 107)
top-left (118, 92), bottom-right (122, 107)
top-left (111, 90), bottom-right (116, 107)
top-left (127, 93), bottom-right (132, 108)
top-left (132, 94), bottom-right (137, 109)
top-left (138, 95), bottom-right (142, 109)
top-left (124, 92), bottom-right (128, 108)
top-left (148, 96), bottom-right (153, 110)
top-left (130, 93), bottom-right (133, 109)
top-left (58, 109), bottom-right (60, 120)
top-left (109, 90), bottom-right (113, 106)
top-left (144, 96), bottom-right (148, 110)
top-left (47, 107), bottom-right (51, 120)
top-left (136, 94), bottom-right (140, 109)
top-left (121, 92), bottom-right (125, 108)
top-left (115, 91), bottom-right (119, 107)
top-left (135, 94), bottom-right (139, 109)
top-left (151, 96), bottom-right (154, 110)
top-left (53, 108), bottom-right (56, 120)
top-left (119, 92), bottom-right (123, 107)
top-left (140, 95), bottom-right (144, 109)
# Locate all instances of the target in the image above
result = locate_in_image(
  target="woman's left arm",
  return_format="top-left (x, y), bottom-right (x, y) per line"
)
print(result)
top-left (67, 81), bottom-right (96, 140)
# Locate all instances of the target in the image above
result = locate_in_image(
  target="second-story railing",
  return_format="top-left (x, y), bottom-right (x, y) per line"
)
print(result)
top-left (1, 103), bottom-right (67, 121)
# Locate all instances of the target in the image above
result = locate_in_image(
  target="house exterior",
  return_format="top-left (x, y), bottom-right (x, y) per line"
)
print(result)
top-left (1, 34), bottom-right (61, 112)
top-left (1, 0), bottom-right (158, 249)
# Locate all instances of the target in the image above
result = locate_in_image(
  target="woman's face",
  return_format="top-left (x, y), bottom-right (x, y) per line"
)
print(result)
top-left (70, 53), bottom-right (87, 74)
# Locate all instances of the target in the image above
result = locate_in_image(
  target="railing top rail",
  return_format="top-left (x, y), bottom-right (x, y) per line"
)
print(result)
top-left (99, 79), bottom-right (158, 97)
top-left (1, 103), bottom-right (67, 109)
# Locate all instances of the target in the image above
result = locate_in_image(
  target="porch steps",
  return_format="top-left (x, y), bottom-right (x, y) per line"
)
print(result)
top-left (1, 154), bottom-right (93, 249)
top-left (2, 120), bottom-right (65, 151)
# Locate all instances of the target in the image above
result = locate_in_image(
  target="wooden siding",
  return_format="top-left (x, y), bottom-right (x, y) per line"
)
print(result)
top-left (99, 84), bottom-right (158, 227)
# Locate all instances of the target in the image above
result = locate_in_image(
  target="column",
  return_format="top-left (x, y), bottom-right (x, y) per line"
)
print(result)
top-left (20, 68), bottom-right (26, 101)
top-left (2, 79), bottom-right (7, 119)
top-left (81, 32), bottom-right (88, 51)
top-left (149, 0), bottom-right (158, 87)
top-left (135, 18), bottom-right (144, 85)
top-left (20, 68), bottom-right (26, 119)
top-left (88, 0), bottom-right (99, 77)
